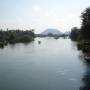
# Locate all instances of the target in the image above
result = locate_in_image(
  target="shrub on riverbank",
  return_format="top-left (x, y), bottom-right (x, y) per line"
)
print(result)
top-left (70, 7), bottom-right (90, 51)
top-left (0, 29), bottom-right (35, 46)
top-left (70, 27), bottom-right (80, 41)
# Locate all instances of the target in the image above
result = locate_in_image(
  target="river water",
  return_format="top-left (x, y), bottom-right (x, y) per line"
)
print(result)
top-left (0, 38), bottom-right (89, 90)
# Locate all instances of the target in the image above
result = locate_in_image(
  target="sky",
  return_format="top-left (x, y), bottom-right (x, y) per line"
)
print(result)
top-left (0, 0), bottom-right (90, 33)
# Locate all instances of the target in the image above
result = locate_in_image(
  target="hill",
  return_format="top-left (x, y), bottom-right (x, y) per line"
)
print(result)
top-left (41, 28), bottom-right (63, 35)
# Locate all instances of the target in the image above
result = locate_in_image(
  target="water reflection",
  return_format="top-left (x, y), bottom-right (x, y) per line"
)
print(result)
top-left (0, 45), bottom-right (4, 49)
top-left (71, 40), bottom-right (90, 90)
top-left (78, 50), bottom-right (90, 63)
top-left (80, 61), bottom-right (90, 90)
top-left (0, 41), bottom-right (34, 49)
top-left (77, 45), bottom-right (90, 90)
top-left (78, 52), bottom-right (84, 61)
top-left (0, 38), bottom-right (89, 90)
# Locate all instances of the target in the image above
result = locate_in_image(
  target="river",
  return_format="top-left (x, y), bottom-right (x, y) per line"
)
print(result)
top-left (0, 37), bottom-right (89, 90)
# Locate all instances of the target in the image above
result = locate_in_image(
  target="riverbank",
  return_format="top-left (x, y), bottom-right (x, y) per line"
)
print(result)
top-left (0, 30), bottom-right (35, 48)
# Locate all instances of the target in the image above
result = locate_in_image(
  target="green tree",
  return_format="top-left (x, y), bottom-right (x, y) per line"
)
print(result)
top-left (81, 7), bottom-right (90, 40)
top-left (70, 27), bottom-right (80, 41)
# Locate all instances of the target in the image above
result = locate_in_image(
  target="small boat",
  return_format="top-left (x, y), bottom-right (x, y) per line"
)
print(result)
top-left (38, 41), bottom-right (41, 44)
top-left (54, 36), bottom-right (59, 39)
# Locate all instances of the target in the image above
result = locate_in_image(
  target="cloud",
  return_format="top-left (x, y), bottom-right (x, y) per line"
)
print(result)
top-left (59, 14), bottom-right (81, 30)
top-left (32, 5), bottom-right (41, 12)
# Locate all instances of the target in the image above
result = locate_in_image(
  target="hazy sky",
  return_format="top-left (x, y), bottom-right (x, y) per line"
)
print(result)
top-left (0, 0), bottom-right (90, 33)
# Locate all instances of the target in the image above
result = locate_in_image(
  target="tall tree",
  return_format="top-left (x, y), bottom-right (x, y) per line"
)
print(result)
top-left (70, 27), bottom-right (80, 41)
top-left (81, 7), bottom-right (90, 40)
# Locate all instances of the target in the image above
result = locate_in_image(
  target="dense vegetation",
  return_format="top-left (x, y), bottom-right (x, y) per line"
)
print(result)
top-left (70, 7), bottom-right (90, 51)
top-left (70, 27), bottom-right (80, 41)
top-left (81, 7), bottom-right (90, 40)
top-left (0, 29), bottom-right (35, 48)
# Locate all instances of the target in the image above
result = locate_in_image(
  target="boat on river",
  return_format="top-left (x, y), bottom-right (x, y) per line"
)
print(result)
top-left (54, 36), bottom-right (59, 39)
top-left (38, 41), bottom-right (41, 44)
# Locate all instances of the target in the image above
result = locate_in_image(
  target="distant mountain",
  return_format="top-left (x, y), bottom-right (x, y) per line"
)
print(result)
top-left (64, 31), bottom-right (70, 35)
top-left (41, 28), bottom-right (63, 35)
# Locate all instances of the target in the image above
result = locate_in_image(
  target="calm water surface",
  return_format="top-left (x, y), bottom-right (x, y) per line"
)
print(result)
top-left (0, 38), bottom-right (89, 90)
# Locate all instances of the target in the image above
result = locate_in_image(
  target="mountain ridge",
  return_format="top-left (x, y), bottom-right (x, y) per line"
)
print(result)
top-left (41, 28), bottom-right (63, 35)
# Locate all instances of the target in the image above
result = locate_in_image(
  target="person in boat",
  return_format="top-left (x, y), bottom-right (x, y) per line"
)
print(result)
top-left (38, 41), bottom-right (41, 44)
